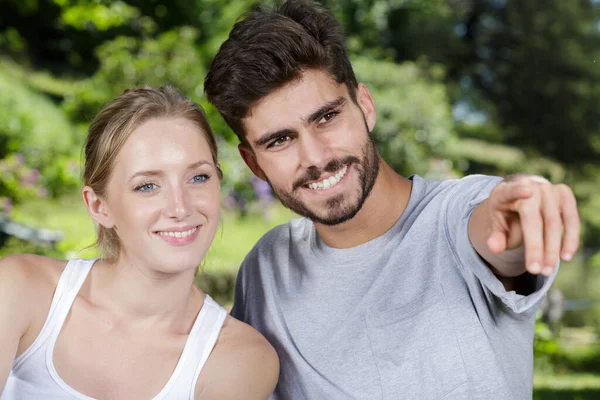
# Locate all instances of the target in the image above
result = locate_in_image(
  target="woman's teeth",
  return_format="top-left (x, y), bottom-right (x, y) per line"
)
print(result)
top-left (157, 226), bottom-right (198, 238)
top-left (307, 165), bottom-right (348, 190)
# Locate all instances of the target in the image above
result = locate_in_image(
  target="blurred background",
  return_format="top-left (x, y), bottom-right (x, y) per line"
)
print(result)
top-left (0, 0), bottom-right (599, 397)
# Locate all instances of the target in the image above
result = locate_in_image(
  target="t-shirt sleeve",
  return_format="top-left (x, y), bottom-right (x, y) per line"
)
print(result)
top-left (443, 174), bottom-right (558, 316)
top-left (230, 252), bottom-right (252, 321)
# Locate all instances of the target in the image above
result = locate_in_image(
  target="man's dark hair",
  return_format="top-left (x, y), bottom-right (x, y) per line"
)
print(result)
top-left (204, 0), bottom-right (358, 143)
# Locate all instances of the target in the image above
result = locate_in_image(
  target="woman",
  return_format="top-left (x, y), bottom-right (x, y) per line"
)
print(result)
top-left (0, 86), bottom-right (279, 399)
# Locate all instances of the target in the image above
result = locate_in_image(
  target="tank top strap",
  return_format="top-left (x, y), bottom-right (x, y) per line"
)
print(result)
top-left (187, 295), bottom-right (228, 388)
top-left (46, 259), bottom-right (96, 339)
top-left (12, 258), bottom-right (97, 370)
top-left (154, 294), bottom-right (227, 399)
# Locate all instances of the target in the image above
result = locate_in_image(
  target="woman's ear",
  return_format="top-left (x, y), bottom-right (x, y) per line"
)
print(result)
top-left (82, 186), bottom-right (115, 229)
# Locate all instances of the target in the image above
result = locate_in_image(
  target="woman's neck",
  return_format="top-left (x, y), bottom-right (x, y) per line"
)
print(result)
top-left (87, 257), bottom-right (204, 333)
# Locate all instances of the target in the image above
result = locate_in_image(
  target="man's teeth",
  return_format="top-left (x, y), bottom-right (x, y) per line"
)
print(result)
top-left (307, 165), bottom-right (348, 190)
top-left (158, 227), bottom-right (198, 238)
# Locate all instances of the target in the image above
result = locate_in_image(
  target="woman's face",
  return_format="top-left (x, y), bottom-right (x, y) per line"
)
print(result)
top-left (102, 116), bottom-right (221, 275)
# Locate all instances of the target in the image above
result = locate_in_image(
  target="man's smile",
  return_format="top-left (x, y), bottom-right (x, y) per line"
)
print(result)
top-left (306, 164), bottom-right (348, 190)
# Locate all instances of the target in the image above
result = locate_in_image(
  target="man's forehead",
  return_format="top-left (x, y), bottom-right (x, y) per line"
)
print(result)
top-left (242, 70), bottom-right (348, 134)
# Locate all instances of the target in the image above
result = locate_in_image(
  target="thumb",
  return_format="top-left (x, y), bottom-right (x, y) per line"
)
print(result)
top-left (487, 230), bottom-right (507, 254)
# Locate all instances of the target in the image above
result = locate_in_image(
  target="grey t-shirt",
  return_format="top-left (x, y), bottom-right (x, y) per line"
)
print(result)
top-left (232, 175), bottom-right (556, 400)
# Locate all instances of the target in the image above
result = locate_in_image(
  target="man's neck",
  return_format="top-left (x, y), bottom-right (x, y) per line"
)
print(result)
top-left (314, 159), bottom-right (413, 248)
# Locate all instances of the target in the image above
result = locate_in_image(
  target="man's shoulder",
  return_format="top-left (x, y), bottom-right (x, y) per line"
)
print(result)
top-left (413, 173), bottom-right (499, 193)
top-left (252, 216), bottom-right (310, 251)
top-left (239, 217), bottom-right (310, 278)
top-left (409, 174), bottom-right (502, 209)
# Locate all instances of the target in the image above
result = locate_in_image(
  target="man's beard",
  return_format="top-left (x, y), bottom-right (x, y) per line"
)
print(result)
top-left (265, 132), bottom-right (379, 226)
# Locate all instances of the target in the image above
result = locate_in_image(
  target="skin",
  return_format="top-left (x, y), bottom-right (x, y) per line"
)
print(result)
top-left (0, 117), bottom-right (278, 399)
top-left (240, 69), bottom-right (580, 287)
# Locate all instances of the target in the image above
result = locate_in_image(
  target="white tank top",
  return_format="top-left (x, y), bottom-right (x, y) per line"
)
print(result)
top-left (1, 259), bottom-right (227, 399)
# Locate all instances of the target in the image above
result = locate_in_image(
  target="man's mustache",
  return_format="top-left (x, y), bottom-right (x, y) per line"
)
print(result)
top-left (292, 155), bottom-right (360, 190)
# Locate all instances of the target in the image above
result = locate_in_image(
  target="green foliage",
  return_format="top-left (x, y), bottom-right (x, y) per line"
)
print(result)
top-left (0, 3), bottom-right (598, 394)
top-left (447, 138), bottom-right (566, 181)
top-left (53, 0), bottom-right (140, 31)
top-left (0, 154), bottom-right (44, 204)
top-left (324, 0), bottom-right (459, 61)
top-left (0, 63), bottom-right (80, 201)
top-left (534, 373), bottom-right (600, 400)
top-left (572, 167), bottom-right (600, 248)
top-left (63, 26), bottom-right (206, 122)
top-left (535, 319), bottom-right (561, 373)
top-left (9, 196), bottom-right (99, 258)
top-left (449, 0), bottom-right (600, 166)
top-left (0, 236), bottom-right (64, 259)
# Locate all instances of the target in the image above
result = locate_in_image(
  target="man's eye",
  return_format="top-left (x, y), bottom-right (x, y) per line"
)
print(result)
top-left (269, 136), bottom-right (291, 148)
top-left (319, 111), bottom-right (339, 124)
top-left (134, 182), bottom-right (157, 192)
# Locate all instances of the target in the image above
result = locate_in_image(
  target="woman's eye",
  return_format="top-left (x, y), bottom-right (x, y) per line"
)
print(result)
top-left (191, 174), bottom-right (210, 183)
top-left (134, 183), bottom-right (157, 192)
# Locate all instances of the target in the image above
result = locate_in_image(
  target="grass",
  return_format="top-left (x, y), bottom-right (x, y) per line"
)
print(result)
top-left (204, 206), bottom-right (295, 274)
top-left (10, 196), bottom-right (99, 259)
top-left (534, 373), bottom-right (600, 399)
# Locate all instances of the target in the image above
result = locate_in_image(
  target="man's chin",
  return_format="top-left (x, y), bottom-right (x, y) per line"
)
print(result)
top-left (300, 201), bottom-right (363, 226)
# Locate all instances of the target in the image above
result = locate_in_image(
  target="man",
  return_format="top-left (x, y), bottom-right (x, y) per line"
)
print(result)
top-left (204, 1), bottom-right (580, 399)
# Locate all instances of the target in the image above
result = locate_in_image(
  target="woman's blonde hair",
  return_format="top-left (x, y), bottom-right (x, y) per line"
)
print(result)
top-left (83, 85), bottom-right (221, 259)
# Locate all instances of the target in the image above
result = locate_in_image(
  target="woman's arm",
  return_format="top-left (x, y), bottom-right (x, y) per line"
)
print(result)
top-left (196, 316), bottom-right (279, 400)
top-left (0, 256), bottom-right (36, 393)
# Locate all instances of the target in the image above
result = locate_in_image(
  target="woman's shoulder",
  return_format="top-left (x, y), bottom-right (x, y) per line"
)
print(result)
top-left (0, 255), bottom-right (67, 354)
top-left (217, 315), bottom-right (279, 364)
top-left (0, 254), bottom-right (66, 290)
top-left (196, 315), bottom-right (279, 399)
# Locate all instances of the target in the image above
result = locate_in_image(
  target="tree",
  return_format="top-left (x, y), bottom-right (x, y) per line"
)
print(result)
top-left (451, 0), bottom-right (600, 166)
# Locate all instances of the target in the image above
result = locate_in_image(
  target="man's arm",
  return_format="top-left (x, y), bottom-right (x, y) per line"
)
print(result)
top-left (468, 175), bottom-right (580, 284)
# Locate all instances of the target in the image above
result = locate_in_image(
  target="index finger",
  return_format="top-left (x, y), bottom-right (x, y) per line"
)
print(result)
top-left (491, 180), bottom-right (534, 208)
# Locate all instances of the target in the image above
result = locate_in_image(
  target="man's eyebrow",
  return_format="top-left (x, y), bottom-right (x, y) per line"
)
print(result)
top-left (253, 97), bottom-right (346, 148)
top-left (304, 97), bottom-right (346, 125)
top-left (254, 128), bottom-right (295, 148)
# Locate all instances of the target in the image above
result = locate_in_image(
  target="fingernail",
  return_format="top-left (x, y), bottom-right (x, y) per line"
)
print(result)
top-left (542, 266), bottom-right (553, 276)
top-left (529, 263), bottom-right (541, 274)
top-left (562, 253), bottom-right (572, 261)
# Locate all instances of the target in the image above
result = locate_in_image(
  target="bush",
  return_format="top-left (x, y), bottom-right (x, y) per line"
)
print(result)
top-left (0, 63), bottom-right (81, 202)
top-left (63, 27), bottom-right (208, 124)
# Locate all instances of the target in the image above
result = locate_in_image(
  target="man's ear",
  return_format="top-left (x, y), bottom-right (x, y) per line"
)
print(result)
top-left (238, 144), bottom-right (267, 181)
top-left (82, 186), bottom-right (115, 229)
top-left (356, 83), bottom-right (377, 133)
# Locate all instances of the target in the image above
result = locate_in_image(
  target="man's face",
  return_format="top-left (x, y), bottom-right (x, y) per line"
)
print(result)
top-left (240, 69), bottom-right (379, 226)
